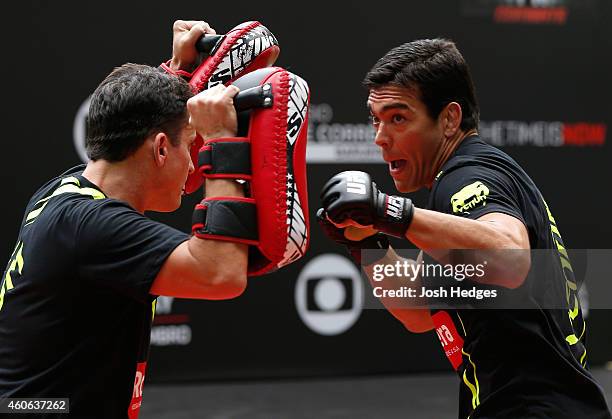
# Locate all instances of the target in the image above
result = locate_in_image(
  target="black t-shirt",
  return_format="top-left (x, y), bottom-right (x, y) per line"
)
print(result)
top-left (0, 165), bottom-right (189, 418)
top-left (427, 136), bottom-right (611, 418)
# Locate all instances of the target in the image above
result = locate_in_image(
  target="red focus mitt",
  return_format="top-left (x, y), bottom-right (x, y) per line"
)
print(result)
top-left (191, 67), bottom-right (310, 276)
top-left (182, 21), bottom-right (280, 194)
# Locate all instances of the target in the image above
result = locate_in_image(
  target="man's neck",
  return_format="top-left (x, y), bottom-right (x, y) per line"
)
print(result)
top-left (82, 158), bottom-right (148, 213)
top-left (428, 129), bottom-right (478, 187)
top-left (436, 129), bottom-right (478, 174)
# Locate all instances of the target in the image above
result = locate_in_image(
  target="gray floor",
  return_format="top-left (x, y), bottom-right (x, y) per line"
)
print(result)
top-left (140, 368), bottom-right (612, 419)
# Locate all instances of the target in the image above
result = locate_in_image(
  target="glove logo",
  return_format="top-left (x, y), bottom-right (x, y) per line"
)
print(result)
top-left (386, 196), bottom-right (404, 220)
top-left (295, 254), bottom-right (363, 336)
top-left (346, 174), bottom-right (367, 195)
top-left (451, 181), bottom-right (490, 214)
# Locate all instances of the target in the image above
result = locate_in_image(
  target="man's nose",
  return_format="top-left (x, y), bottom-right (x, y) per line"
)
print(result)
top-left (374, 124), bottom-right (391, 148)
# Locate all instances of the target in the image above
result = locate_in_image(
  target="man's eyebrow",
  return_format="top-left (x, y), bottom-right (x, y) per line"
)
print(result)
top-left (382, 103), bottom-right (411, 112)
top-left (366, 102), bottom-right (412, 113)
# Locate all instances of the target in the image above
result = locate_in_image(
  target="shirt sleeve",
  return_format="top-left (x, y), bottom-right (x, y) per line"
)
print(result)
top-left (432, 164), bottom-right (526, 224)
top-left (72, 199), bottom-right (190, 302)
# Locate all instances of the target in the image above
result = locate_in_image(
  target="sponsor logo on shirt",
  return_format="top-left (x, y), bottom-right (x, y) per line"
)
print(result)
top-left (128, 362), bottom-right (147, 419)
top-left (432, 311), bottom-right (464, 370)
top-left (451, 181), bottom-right (490, 214)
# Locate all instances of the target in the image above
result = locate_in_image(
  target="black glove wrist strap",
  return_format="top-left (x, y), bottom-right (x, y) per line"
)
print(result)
top-left (374, 194), bottom-right (414, 238)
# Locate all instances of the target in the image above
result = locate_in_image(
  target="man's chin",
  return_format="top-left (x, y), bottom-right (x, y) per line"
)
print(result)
top-left (151, 198), bottom-right (182, 213)
top-left (393, 178), bottom-right (420, 194)
top-left (170, 197), bottom-right (182, 212)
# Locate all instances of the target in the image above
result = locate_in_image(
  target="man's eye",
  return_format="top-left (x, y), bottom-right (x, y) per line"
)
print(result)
top-left (369, 115), bottom-right (380, 125)
top-left (392, 114), bottom-right (406, 123)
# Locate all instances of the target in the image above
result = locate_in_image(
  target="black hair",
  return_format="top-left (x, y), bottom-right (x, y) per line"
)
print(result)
top-left (86, 63), bottom-right (194, 162)
top-left (363, 38), bottom-right (479, 131)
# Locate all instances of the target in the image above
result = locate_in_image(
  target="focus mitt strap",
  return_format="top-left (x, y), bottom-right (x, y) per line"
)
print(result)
top-left (192, 197), bottom-right (257, 245)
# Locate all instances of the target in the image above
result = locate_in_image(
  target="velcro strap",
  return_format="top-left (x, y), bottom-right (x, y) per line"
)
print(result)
top-left (192, 197), bottom-right (258, 245)
top-left (198, 138), bottom-right (251, 179)
top-left (159, 60), bottom-right (193, 80)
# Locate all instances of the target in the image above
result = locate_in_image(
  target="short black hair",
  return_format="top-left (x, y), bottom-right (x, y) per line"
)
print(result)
top-left (86, 63), bottom-right (194, 162)
top-left (363, 38), bottom-right (479, 131)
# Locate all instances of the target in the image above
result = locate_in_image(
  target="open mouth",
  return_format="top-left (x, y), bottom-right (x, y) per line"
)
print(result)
top-left (389, 160), bottom-right (407, 172)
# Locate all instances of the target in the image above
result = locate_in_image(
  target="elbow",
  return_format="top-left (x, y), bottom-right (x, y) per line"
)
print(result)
top-left (219, 267), bottom-right (248, 298)
top-left (403, 320), bottom-right (434, 334)
top-left (206, 265), bottom-right (248, 299)
top-left (194, 251), bottom-right (248, 299)
top-left (506, 253), bottom-right (530, 289)
top-left (500, 273), bottom-right (526, 290)
top-left (495, 247), bottom-right (531, 289)
top-left (390, 308), bottom-right (434, 333)
top-left (506, 235), bottom-right (531, 289)
top-left (183, 239), bottom-right (248, 299)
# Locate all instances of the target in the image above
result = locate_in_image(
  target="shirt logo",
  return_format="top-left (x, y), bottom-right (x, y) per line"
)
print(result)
top-left (128, 362), bottom-right (147, 419)
top-left (431, 311), bottom-right (464, 371)
top-left (451, 181), bottom-right (490, 214)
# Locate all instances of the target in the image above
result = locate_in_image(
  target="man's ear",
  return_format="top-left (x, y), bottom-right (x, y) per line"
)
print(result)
top-left (153, 132), bottom-right (169, 167)
top-left (441, 102), bottom-right (463, 137)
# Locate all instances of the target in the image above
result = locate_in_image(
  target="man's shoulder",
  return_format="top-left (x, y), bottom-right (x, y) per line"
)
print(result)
top-left (434, 135), bottom-right (530, 192)
top-left (428, 136), bottom-right (533, 215)
top-left (442, 135), bottom-right (518, 173)
top-left (28, 165), bottom-right (88, 204)
top-left (28, 165), bottom-right (138, 229)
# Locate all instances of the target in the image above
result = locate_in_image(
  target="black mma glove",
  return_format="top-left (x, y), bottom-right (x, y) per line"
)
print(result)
top-left (316, 209), bottom-right (389, 266)
top-left (320, 171), bottom-right (414, 238)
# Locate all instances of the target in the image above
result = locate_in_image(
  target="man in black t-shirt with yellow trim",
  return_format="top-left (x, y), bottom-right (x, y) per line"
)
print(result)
top-left (0, 20), bottom-right (248, 418)
top-left (318, 39), bottom-right (611, 418)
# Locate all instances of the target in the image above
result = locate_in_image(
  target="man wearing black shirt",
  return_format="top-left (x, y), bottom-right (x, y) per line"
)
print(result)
top-left (0, 20), bottom-right (246, 418)
top-left (319, 39), bottom-right (611, 418)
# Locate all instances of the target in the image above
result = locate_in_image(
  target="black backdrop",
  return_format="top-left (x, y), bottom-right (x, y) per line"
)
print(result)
top-left (5, 0), bottom-right (612, 382)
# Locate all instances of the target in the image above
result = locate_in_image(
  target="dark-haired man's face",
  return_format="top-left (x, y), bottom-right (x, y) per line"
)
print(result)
top-left (156, 123), bottom-right (196, 211)
top-left (368, 85), bottom-right (444, 193)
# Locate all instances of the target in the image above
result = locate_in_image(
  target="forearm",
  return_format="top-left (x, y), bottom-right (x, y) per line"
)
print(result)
top-left (188, 179), bottom-right (248, 296)
top-left (178, 240), bottom-right (244, 298)
top-left (204, 178), bottom-right (244, 199)
top-left (407, 208), bottom-right (519, 250)
top-left (363, 247), bottom-right (433, 333)
top-left (406, 208), bottom-right (530, 288)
